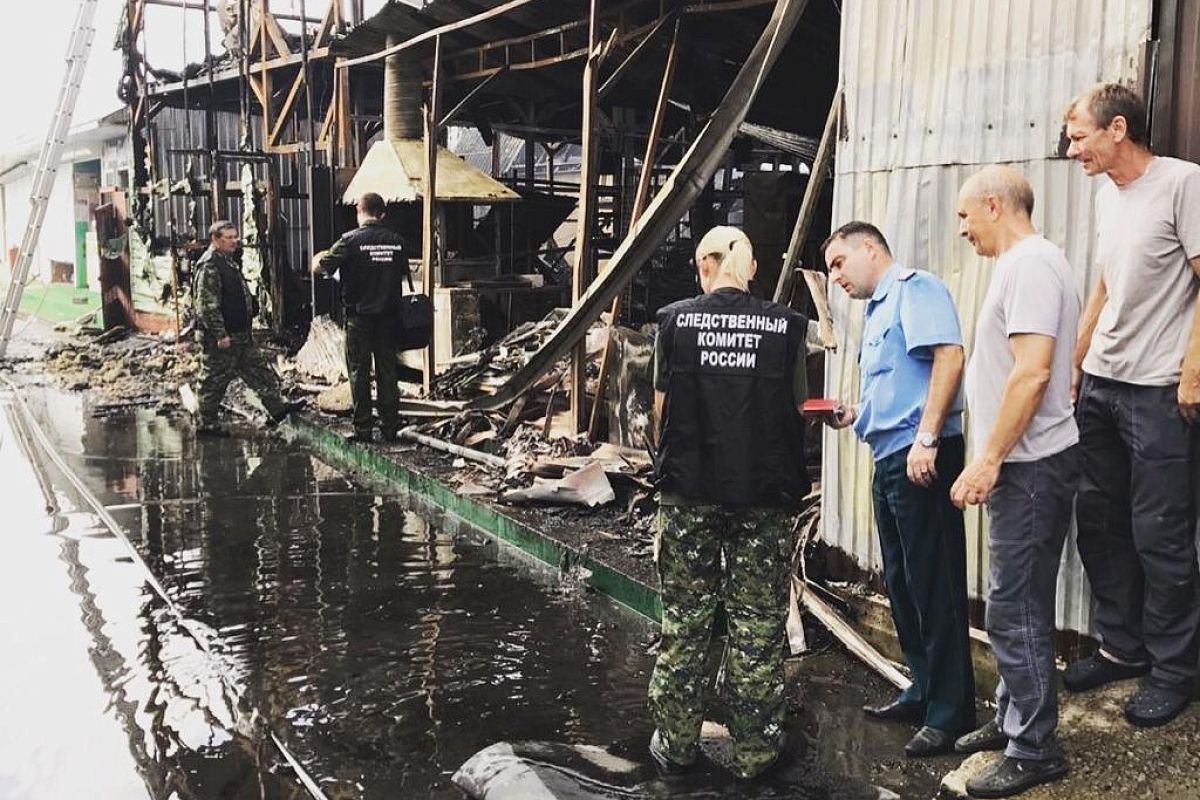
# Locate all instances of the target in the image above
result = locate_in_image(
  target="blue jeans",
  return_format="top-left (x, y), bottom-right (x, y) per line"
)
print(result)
top-left (871, 436), bottom-right (975, 733)
top-left (986, 446), bottom-right (1078, 760)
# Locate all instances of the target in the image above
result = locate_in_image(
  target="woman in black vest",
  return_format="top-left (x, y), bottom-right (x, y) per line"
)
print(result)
top-left (647, 226), bottom-right (810, 779)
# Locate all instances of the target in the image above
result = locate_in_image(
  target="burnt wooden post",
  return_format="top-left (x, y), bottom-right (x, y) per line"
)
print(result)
top-left (587, 17), bottom-right (681, 441)
top-left (570, 0), bottom-right (601, 433)
top-left (422, 34), bottom-right (443, 393)
top-left (772, 86), bottom-right (841, 305)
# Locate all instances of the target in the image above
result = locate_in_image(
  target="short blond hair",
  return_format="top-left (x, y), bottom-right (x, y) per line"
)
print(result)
top-left (695, 226), bottom-right (755, 291)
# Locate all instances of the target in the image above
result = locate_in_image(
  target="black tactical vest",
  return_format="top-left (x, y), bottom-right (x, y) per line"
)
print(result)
top-left (655, 288), bottom-right (809, 508)
top-left (338, 221), bottom-right (410, 316)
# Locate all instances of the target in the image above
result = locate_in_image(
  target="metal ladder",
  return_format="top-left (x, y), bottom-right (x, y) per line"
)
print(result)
top-left (0, 0), bottom-right (99, 358)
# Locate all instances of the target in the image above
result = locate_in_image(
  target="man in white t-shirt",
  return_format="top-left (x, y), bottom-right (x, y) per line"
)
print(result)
top-left (1062, 84), bottom-right (1200, 729)
top-left (949, 166), bottom-right (1081, 799)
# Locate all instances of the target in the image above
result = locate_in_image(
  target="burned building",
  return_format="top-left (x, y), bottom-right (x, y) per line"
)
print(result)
top-left (116, 0), bottom-right (840, 420)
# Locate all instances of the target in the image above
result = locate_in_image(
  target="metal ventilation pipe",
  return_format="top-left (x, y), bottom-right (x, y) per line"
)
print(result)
top-left (384, 34), bottom-right (424, 141)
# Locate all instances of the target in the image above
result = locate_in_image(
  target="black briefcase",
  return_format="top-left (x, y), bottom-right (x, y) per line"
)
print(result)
top-left (395, 272), bottom-right (433, 351)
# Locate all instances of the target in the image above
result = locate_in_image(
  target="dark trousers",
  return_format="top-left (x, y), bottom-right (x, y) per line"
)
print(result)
top-left (987, 446), bottom-right (1078, 760)
top-left (345, 314), bottom-right (400, 435)
top-left (871, 435), bottom-right (976, 733)
top-left (197, 332), bottom-right (285, 426)
top-left (1075, 373), bottom-right (1199, 690)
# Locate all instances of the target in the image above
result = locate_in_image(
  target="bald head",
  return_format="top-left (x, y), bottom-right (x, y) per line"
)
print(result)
top-left (959, 165), bottom-right (1034, 218)
top-left (956, 166), bottom-right (1038, 258)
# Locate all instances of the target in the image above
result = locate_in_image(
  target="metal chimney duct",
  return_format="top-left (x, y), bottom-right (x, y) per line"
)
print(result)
top-left (384, 34), bottom-right (423, 141)
top-left (341, 34), bottom-right (519, 205)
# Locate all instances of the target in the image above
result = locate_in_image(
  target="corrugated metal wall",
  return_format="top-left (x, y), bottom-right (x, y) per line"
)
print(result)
top-left (149, 106), bottom-right (314, 279)
top-left (823, 0), bottom-right (1152, 634)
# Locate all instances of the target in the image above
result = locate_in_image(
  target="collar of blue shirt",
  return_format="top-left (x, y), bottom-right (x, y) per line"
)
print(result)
top-left (869, 262), bottom-right (917, 305)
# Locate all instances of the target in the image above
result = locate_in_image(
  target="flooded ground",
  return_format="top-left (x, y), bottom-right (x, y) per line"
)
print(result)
top-left (1, 382), bottom-right (945, 799)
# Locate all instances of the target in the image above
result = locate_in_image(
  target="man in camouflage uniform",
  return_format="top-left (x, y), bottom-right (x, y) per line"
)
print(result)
top-left (649, 226), bottom-right (809, 780)
top-left (649, 506), bottom-right (795, 779)
top-left (193, 220), bottom-right (300, 436)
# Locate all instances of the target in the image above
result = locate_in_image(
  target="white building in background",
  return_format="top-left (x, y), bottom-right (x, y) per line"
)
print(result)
top-left (0, 108), bottom-right (128, 292)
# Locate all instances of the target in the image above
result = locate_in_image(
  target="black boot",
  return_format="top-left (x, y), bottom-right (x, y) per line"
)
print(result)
top-left (863, 697), bottom-right (926, 724)
top-left (269, 399), bottom-right (307, 425)
top-left (955, 719), bottom-right (1006, 754)
top-left (1062, 652), bottom-right (1148, 692)
top-left (966, 755), bottom-right (1068, 798)
top-left (1125, 683), bottom-right (1192, 728)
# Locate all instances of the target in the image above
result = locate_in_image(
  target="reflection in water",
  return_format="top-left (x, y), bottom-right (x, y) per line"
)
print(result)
top-left (2, 398), bottom-right (305, 799)
top-left (13, 389), bottom-right (657, 798)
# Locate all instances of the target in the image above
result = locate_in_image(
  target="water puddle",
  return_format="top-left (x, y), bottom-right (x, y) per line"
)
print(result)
top-left (3, 386), bottom-right (940, 799)
top-left (4, 389), bottom-right (656, 798)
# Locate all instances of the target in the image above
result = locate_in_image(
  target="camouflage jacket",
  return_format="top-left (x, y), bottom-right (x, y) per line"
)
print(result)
top-left (193, 246), bottom-right (257, 338)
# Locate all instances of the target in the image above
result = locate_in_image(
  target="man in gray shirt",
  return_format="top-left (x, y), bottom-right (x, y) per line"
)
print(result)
top-left (1062, 84), bottom-right (1200, 728)
top-left (950, 166), bottom-right (1080, 798)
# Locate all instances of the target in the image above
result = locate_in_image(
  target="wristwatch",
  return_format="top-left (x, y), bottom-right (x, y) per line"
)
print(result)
top-left (916, 432), bottom-right (940, 448)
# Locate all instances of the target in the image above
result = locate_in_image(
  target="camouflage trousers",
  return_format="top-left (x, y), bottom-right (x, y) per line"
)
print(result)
top-left (345, 314), bottom-right (400, 436)
top-left (648, 504), bottom-right (793, 779)
top-left (197, 332), bottom-right (286, 426)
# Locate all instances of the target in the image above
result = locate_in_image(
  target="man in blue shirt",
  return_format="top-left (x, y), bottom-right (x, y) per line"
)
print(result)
top-left (823, 221), bottom-right (975, 757)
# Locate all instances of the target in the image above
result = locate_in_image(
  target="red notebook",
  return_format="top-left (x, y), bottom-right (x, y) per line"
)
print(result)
top-left (801, 398), bottom-right (841, 416)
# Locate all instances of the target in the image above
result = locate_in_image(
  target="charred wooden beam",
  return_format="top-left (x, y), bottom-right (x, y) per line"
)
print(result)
top-left (772, 85), bottom-right (841, 305)
top-left (438, 66), bottom-right (509, 129)
top-left (421, 34), bottom-right (443, 392)
top-left (142, 0), bottom-right (323, 23)
top-left (340, 0), bottom-right (545, 68)
top-left (570, 0), bottom-right (601, 432)
top-left (389, 0), bottom-right (810, 418)
top-left (588, 15), bottom-right (682, 441)
top-left (597, 9), bottom-right (676, 100)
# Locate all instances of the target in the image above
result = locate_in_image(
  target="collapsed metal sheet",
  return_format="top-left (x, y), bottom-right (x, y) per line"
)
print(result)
top-left (394, 0), bottom-right (810, 417)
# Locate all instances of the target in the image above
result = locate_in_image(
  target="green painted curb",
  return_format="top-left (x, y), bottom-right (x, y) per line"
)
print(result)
top-left (289, 417), bottom-right (663, 623)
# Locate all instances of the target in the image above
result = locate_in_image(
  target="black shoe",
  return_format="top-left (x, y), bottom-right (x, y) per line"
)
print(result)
top-left (966, 755), bottom-right (1069, 798)
top-left (863, 698), bottom-right (926, 724)
top-left (1124, 683), bottom-right (1192, 728)
top-left (196, 425), bottom-right (230, 438)
top-left (955, 719), bottom-right (1006, 754)
top-left (904, 726), bottom-right (954, 758)
top-left (345, 430), bottom-right (373, 444)
top-left (380, 429), bottom-right (400, 443)
top-left (648, 729), bottom-right (695, 774)
top-left (1062, 652), bottom-right (1149, 692)
top-left (269, 399), bottom-right (306, 425)
top-left (735, 729), bottom-right (803, 780)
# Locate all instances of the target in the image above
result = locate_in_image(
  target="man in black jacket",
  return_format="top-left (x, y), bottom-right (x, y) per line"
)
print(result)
top-left (314, 192), bottom-right (410, 442)
top-left (193, 220), bottom-right (300, 436)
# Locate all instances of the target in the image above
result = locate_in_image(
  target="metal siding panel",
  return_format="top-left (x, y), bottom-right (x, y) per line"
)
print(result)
top-left (827, 0), bottom-right (1152, 635)
top-left (841, 0), bottom-right (1152, 175)
top-left (827, 159), bottom-right (1107, 632)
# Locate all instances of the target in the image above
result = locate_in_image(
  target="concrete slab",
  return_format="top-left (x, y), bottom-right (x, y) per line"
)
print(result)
top-left (939, 678), bottom-right (1200, 799)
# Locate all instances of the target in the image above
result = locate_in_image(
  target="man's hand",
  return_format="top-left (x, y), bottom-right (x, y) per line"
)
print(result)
top-left (950, 456), bottom-right (1001, 509)
top-left (1070, 365), bottom-right (1082, 404)
top-left (1180, 370), bottom-right (1200, 424)
top-left (311, 250), bottom-right (328, 275)
top-left (824, 403), bottom-right (856, 430)
top-left (907, 442), bottom-right (938, 487)
top-left (217, 336), bottom-right (233, 350)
